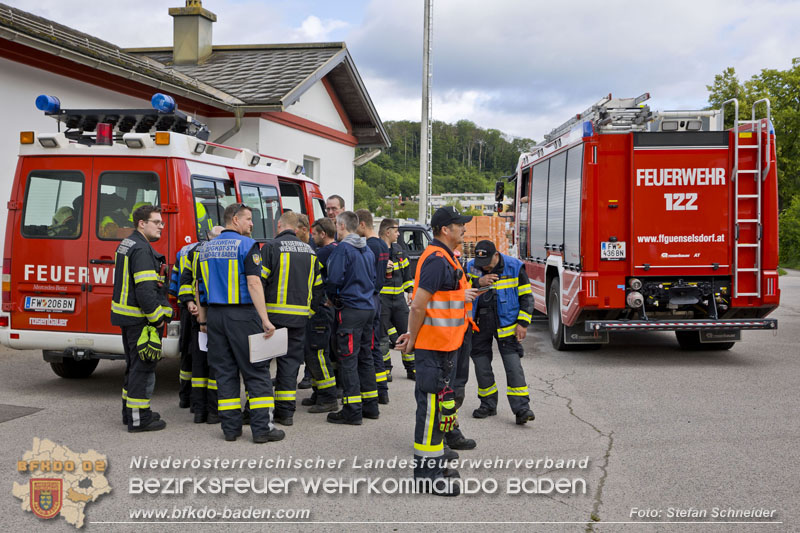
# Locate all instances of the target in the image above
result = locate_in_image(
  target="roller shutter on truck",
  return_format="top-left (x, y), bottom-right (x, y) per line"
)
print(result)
top-left (632, 132), bottom-right (731, 275)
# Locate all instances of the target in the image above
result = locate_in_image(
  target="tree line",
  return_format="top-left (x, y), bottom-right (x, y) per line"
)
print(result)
top-left (707, 59), bottom-right (800, 267)
top-left (354, 120), bottom-right (534, 219)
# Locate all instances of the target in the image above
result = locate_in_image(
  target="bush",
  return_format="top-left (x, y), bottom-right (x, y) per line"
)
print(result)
top-left (779, 194), bottom-right (800, 268)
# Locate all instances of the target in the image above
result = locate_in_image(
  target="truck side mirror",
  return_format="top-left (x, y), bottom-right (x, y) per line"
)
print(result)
top-left (494, 181), bottom-right (504, 202)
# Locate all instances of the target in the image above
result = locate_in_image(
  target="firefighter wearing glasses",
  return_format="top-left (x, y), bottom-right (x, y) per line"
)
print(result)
top-left (196, 204), bottom-right (285, 443)
top-left (260, 211), bottom-right (324, 426)
top-left (466, 240), bottom-right (535, 425)
top-left (396, 206), bottom-right (480, 496)
top-left (111, 205), bottom-right (172, 433)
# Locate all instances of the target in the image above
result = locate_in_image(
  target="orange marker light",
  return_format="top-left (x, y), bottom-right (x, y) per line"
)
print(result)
top-left (20, 131), bottom-right (34, 144)
top-left (155, 132), bottom-right (170, 145)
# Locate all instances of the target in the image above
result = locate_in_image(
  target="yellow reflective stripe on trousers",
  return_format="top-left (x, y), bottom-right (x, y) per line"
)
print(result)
top-left (361, 390), bottom-right (378, 399)
top-left (383, 351), bottom-right (391, 362)
top-left (126, 397), bottom-right (150, 408)
top-left (478, 383), bottom-right (498, 397)
top-left (208, 379), bottom-right (218, 391)
top-left (316, 377), bottom-right (336, 389)
top-left (387, 327), bottom-right (397, 336)
top-left (497, 324), bottom-right (516, 338)
top-left (306, 257), bottom-right (316, 301)
top-left (180, 370), bottom-right (192, 381)
top-left (133, 270), bottom-right (159, 284)
top-left (249, 396), bottom-right (275, 409)
top-left (191, 377), bottom-right (208, 388)
top-left (375, 371), bottom-right (389, 382)
top-left (218, 398), bottom-right (242, 411)
top-left (416, 393), bottom-right (441, 457)
top-left (316, 349), bottom-right (332, 381)
top-left (274, 390), bottom-right (296, 401)
top-left (507, 386), bottom-right (529, 396)
top-left (402, 352), bottom-right (415, 362)
top-left (121, 388), bottom-right (128, 400)
top-left (343, 395), bottom-right (362, 404)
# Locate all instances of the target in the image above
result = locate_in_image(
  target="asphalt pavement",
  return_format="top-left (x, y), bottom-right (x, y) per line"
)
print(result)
top-left (1, 274), bottom-right (798, 532)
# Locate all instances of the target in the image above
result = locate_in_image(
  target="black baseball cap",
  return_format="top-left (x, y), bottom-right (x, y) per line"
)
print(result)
top-left (474, 240), bottom-right (497, 268)
top-left (430, 206), bottom-right (472, 229)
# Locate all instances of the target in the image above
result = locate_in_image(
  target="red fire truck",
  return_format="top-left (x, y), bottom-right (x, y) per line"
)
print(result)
top-left (0, 94), bottom-right (327, 377)
top-left (507, 94), bottom-right (779, 350)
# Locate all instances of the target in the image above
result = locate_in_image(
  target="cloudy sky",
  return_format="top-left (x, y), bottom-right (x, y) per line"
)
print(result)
top-left (5, 0), bottom-right (800, 140)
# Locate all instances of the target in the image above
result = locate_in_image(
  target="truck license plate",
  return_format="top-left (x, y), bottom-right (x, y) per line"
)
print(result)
top-left (601, 241), bottom-right (626, 261)
top-left (24, 297), bottom-right (75, 313)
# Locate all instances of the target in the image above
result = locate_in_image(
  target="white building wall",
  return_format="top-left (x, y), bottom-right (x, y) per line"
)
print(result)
top-left (285, 80), bottom-right (347, 133)
top-left (258, 119), bottom-right (355, 209)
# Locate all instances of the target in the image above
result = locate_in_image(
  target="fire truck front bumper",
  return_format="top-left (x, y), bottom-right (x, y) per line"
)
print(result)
top-left (585, 318), bottom-right (778, 332)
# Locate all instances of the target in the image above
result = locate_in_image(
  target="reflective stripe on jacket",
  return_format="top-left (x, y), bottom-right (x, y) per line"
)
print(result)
top-left (412, 244), bottom-right (470, 351)
top-left (465, 254), bottom-right (533, 337)
top-left (198, 232), bottom-right (257, 305)
top-left (110, 230), bottom-right (172, 326)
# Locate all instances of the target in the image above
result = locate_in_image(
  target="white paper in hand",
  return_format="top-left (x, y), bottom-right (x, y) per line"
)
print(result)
top-left (198, 331), bottom-right (208, 352)
top-left (249, 327), bottom-right (288, 363)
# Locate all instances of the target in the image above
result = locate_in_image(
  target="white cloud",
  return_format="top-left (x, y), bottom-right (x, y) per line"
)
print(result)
top-left (290, 15), bottom-right (349, 41)
top-left (5, 0), bottom-right (800, 141)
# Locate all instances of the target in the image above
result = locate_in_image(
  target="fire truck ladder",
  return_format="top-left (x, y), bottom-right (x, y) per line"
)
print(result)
top-left (721, 98), bottom-right (771, 298)
top-left (544, 93), bottom-right (652, 142)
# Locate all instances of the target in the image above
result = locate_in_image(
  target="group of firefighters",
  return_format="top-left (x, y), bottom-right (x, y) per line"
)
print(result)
top-left (110, 196), bottom-right (535, 496)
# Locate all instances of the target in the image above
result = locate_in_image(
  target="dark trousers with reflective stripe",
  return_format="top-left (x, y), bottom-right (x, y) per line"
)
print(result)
top-left (471, 308), bottom-right (530, 414)
top-left (207, 305), bottom-right (275, 437)
top-left (446, 327), bottom-right (472, 446)
top-left (272, 318), bottom-right (306, 418)
top-left (189, 314), bottom-right (217, 416)
top-left (120, 323), bottom-right (159, 429)
top-left (336, 307), bottom-right (378, 422)
top-left (379, 293), bottom-right (414, 371)
top-left (414, 347), bottom-right (458, 480)
top-left (303, 311), bottom-right (337, 405)
top-left (178, 308), bottom-right (193, 404)
top-left (371, 294), bottom-right (388, 394)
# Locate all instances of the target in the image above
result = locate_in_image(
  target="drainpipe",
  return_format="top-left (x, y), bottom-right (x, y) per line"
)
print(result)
top-left (209, 106), bottom-right (243, 153)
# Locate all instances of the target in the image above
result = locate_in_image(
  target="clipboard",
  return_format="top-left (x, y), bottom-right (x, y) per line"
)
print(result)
top-left (249, 328), bottom-right (288, 363)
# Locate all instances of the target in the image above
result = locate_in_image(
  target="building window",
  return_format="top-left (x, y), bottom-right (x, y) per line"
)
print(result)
top-left (303, 156), bottom-right (319, 183)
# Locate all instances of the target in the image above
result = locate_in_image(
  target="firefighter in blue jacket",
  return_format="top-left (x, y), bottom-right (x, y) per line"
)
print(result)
top-left (196, 204), bottom-right (284, 443)
top-left (111, 205), bottom-right (172, 432)
top-left (176, 226), bottom-right (223, 423)
top-left (325, 211), bottom-right (379, 425)
top-left (466, 240), bottom-right (536, 425)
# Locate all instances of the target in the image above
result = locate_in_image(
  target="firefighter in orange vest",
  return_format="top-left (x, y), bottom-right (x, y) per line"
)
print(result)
top-left (396, 206), bottom-right (480, 496)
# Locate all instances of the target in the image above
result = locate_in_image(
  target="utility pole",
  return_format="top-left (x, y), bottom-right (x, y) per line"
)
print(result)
top-left (418, 0), bottom-right (433, 223)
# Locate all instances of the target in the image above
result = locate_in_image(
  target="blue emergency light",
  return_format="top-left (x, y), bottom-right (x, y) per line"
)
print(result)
top-left (151, 93), bottom-right (176, 113)
top-left (582, 120), bottom-right (594, 137)
top-left (35, 94), bottom-right (61, 114)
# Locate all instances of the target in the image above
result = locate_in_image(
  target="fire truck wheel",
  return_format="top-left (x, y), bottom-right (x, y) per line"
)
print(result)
top-left (674, 331), bottom-right (735, 351)
top-left (49, 358), bottom-right (99, 379)
top-left (548, 281), bottom-right (567, 351)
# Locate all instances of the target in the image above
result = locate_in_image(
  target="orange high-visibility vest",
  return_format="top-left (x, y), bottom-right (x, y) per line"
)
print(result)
top-left (412, 244), bottom-right (471, 351)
